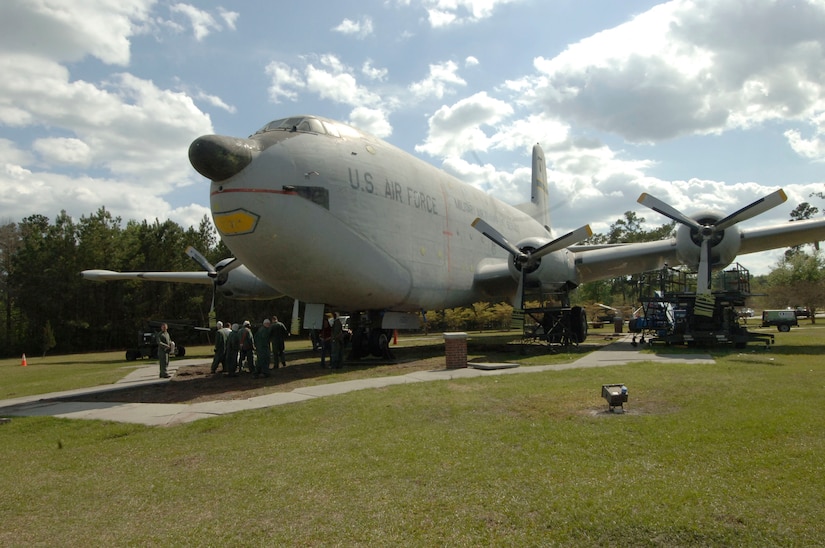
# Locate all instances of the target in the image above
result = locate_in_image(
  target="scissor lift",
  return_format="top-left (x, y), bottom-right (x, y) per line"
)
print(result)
top-left (629, 264), bottom-right (773, 348)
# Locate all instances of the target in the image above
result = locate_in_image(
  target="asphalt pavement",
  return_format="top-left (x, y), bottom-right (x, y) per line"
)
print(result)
top-left (0, 334), bottom-right (714, 426)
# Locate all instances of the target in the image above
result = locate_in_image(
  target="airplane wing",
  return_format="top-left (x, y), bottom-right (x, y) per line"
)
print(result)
top-left (573, 239), bottom-right (679, 284)
top-left (81, 269), bottom-right (213, 285)
top-left (738, 218), bottom-right (825, 255)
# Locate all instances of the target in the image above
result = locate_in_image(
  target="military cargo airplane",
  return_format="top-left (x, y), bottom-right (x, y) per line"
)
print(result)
top-left (84, 114), bottom-right (825, 348)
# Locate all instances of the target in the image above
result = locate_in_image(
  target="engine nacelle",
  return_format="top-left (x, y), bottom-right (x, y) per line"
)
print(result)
top-left (674, 211), bottom-right (742, 272)
top-left (216, 266), bottom-right (282, 300)
top-left (509, 236), bottom-right (578, 291)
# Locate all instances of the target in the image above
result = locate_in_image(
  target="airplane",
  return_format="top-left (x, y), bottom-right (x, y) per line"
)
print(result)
top-left (178, 114), bottom-right (825, 350)
top-left (84, 115), bottom-right (825, 352)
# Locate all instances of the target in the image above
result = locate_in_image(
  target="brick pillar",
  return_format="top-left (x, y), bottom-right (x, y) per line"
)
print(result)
top-left (444, 332), bottom-right (468, 369)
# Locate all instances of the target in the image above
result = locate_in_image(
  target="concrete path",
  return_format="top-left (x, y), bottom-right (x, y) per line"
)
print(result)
top-left (0, 335), bottom-right (713, 426)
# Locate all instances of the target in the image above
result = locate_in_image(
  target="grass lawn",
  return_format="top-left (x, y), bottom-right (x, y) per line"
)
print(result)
top-left (1, 327), bottom-right (824, 545)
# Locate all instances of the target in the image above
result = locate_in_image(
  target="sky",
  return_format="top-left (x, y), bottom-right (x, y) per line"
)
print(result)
top-left (1, 0), bottom-right (824, 275)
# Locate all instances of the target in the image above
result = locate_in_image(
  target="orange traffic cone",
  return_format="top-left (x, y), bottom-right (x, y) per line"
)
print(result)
top-left (21, 353), bottom-right (27, 367)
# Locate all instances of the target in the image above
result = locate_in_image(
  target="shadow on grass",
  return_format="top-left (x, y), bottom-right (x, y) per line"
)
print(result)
top-left (54, 332), bottom-right (617, 405)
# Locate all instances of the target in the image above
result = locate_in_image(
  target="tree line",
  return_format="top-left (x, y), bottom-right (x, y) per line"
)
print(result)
top-left (0, 208), bottom-right (294, 358)
top-left (0, 206), bottom-right (820, 358)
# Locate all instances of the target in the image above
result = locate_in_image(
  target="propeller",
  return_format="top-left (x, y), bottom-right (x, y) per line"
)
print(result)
top-left (472, 218), bottom-right (592, 308)
top-left (185, 246), bottom-right (242, 326)
top-left (637, 189), bottom-right (787, 293)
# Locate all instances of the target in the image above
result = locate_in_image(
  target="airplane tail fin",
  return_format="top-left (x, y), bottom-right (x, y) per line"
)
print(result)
top-left (515, 143), bottom-right (551, 232)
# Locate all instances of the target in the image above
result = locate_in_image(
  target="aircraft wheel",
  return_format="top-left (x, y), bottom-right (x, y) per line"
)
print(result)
top-left (176, 345), bottom-right (186, 357)
top-left (570, 306), bottom-right (588, 343)
top-left (125, 350), bottom-right (138, 361)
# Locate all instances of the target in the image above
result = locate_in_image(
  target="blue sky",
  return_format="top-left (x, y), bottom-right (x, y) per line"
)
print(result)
top-left (1, 0), bottom-right (824, 274)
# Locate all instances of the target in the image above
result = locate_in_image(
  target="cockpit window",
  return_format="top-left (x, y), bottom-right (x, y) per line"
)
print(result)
top-left (253, 116), bottom-right (366, 140)
top-left (254, 117), bottom-right (326, 135)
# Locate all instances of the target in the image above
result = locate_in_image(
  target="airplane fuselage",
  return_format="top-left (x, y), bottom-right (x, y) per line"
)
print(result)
top-left (201, 117), bottom-right (571, 311)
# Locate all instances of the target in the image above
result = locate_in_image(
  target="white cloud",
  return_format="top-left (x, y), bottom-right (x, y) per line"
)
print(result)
top-left (169, 3), bottom-right (230, 41)
top-left (416, 92), bottom-right (513, 157)
top-left (0, 138), bottom-right (34, 167)
top-left (348, 107), bottom-right (393, 138)
top-left (305, 57), bottom-right (382, 106)
top-left (265, 61), bottom-right (306, 103)
top-left (513, 0), bottom-right (825, 147)
top-left (0, 50), bottom-right (213, 224)
top-left (33, 137), bottom-right (92, 167)
top-left (362, 60), bottom-right (388, 81)
top-left (465, 56), bottom-right (479, 67)
top-left (196, 91), bottom-right (237, 114)
top-left (218, 8), bottom-right (239, 30)
top-left (266, 55), bottom-right (383, 108)
top-left (417, 0), bottom-right (522, 28)
top-left (0, 0), bottom-right (153, 65)
top-left (409, 60), bottom-right (466, 100)
top-left (332, 16), bottom-right (374, 39)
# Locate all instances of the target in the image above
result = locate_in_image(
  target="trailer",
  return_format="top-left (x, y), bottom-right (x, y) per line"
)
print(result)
top-left (124, 320), bottom-right (209, 361)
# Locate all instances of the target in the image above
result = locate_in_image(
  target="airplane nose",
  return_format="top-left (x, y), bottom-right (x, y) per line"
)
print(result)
top-left (188, 135), bottom-right (260, 181)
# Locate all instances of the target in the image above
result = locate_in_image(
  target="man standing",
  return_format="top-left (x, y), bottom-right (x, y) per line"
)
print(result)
top-left (239, 320), bottom-right (256, 373)
top-left (270, 315), bottom-right (289, 367)
top-left (319, 314), bottom-right (332, 368)
top-left (210, 321), bottom-right (230, 375)
top-left (331, 312), bottom-right (344, 369)
top-left (254, 319), bottom-right (272, 377)
top-left (156, 323), bottom-right (172, 379)
top-left (226, 323), bottom-right (240, 376)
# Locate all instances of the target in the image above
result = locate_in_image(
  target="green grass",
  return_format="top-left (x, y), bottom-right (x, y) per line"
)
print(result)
top-left (1, 328), bottom-right (824, 545)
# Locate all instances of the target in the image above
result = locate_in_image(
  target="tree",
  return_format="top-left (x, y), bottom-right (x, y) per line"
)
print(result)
top-left (41, 320), bottom-right (56, 357)
top-left (786, 202), bottom-right (821, 256)
top-left (0, 221), bottom-right (21, 351)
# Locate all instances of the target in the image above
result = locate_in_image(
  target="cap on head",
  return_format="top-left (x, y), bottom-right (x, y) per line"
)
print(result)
top-left (216, 321), bottom-right (223, 329)
top-left (263, 319), bottom-right (271, 326)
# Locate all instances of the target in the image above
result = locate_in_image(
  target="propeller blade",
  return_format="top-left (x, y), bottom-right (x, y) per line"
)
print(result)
top-left (714, 189), bottom-right (787, 231)
top-left (637, 193), bottom-right (703, 231)
top-left (215, 257), bottom-right (241, 274)
top-left (531, 225), bottom-right (593, 260)
top-left (696, 238), bottom-right (712, 294)
top-left (186, 246), bottom-right (217, 276)
top-left (512, 269), bottom-right (525, 309)
top-left (472, 218), bottom-right (527, 262)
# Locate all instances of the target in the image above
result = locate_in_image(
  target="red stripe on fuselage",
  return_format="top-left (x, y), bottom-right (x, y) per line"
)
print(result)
top-left (210, 188), bottom-right (297, 197)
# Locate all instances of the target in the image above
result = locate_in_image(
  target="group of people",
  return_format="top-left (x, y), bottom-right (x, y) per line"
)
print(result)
top-left (209, 316), bottom-right (289, 378)
top-left (157, 312), bottom-right (348, 379)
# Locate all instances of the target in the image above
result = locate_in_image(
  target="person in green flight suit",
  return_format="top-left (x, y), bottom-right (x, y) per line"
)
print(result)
top-left (210, 321), bottom-right (230, 375)
top-left (270, 315), bottom-right (289, 368)
top-left (156, 323), bottom-right (172, 379)
top-left (254, 318), bottom-right (272, 378)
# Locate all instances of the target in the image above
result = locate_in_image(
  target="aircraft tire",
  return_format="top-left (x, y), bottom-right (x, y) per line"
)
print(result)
top-left (125, 349), bottom-right (138, 361)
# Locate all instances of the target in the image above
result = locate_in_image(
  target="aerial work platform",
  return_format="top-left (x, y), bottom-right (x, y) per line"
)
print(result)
top-left (629, 264), bottom-right (774, 349)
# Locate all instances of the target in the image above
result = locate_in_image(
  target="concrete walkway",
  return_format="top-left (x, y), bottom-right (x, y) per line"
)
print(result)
top-left (0, 335), bottom-right (714, 426)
